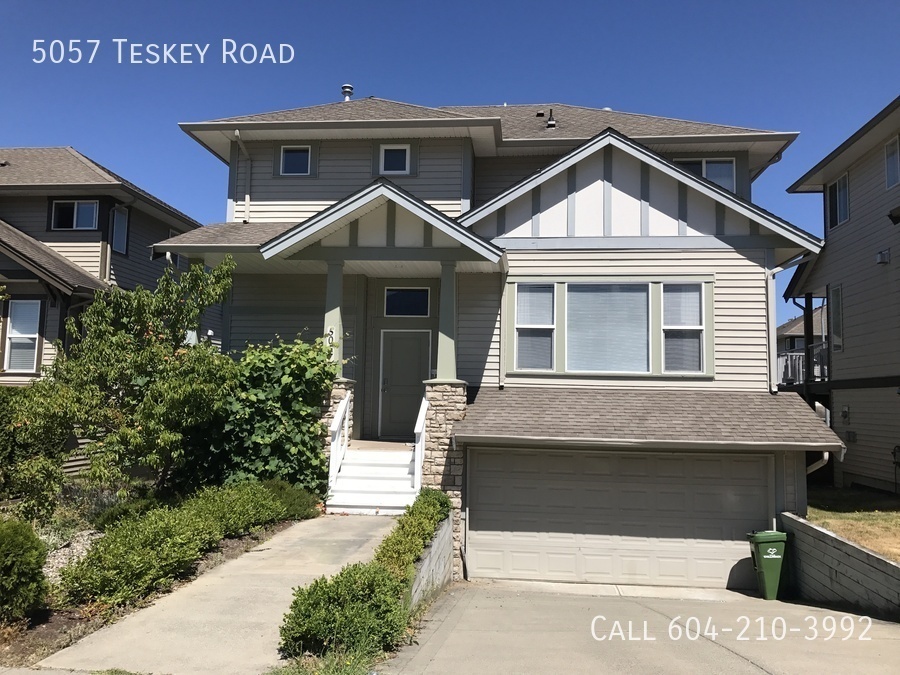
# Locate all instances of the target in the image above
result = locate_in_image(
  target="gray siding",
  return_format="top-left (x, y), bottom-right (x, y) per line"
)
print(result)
top-left (108, 208), bottom-right (177, 290)
top-left (233, 139), bottom-right (465, 221)
top-left (473, 155), bottom-right (563, 207)
top-left (457, 273), bottom-right (501, 387)
top-left (832, 387), bottom-right (900, 492)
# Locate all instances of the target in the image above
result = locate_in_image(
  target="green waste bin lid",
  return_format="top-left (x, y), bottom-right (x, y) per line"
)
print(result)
top-left (747, 530), bottom-right (787, 543)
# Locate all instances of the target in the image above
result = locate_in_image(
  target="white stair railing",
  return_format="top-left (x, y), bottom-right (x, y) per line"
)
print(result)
top-left (328, 395), bottom-right (351, 492)
top-left (413, 397), bottom-right (429, 491)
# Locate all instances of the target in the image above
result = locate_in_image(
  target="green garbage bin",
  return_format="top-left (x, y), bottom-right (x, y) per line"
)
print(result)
top-left (747, 530), bottom-right (787, 600)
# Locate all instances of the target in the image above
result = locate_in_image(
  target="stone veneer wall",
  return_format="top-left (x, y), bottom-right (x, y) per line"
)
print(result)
top-left (421, 380), bottom-right (467, 580)
top-left (320, 378), bottom-right (355, 457)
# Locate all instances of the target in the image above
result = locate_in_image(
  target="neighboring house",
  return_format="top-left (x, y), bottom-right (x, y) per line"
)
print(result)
top-left (776, 305), bottom-right (827, 384)
top-left (158, 90), bottom-right (841, 589)
top-left (785, 94), bottom-right (900, 494)
top-left (0, 147), bottom-right (200, 384)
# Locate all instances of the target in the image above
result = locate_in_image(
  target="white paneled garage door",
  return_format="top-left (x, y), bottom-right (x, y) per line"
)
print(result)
top-left (467, 447), bottom-right (773, 588)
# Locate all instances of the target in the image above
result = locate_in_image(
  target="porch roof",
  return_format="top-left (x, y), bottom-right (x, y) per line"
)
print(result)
top-left (453, 387), bottom-right (844, 452)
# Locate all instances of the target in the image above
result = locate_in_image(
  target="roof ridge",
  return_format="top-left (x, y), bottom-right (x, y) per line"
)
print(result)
top-left (64, 147), bottom-right (117, 183)
top-left (203, 96), bottom-right (473, 123)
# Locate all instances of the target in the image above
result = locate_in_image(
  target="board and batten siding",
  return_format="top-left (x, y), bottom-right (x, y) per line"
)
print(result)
top-left (457, 273), bottom-right (502, 387)
top-left (502, 249), bottom-right (771, 389)
top-left (803, 133), bottom-right (900, 381)
top-left (232, 139), bottom-right (465, 222)
top-left (0, 197), bottom-right (103, 278)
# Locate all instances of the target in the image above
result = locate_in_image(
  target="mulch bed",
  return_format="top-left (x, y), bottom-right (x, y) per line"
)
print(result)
top-left (0, 519), bottom-right (297, 668)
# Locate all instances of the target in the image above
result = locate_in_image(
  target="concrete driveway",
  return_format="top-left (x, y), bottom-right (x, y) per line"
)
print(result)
top-left (384, 580), bottom-right (900, 674)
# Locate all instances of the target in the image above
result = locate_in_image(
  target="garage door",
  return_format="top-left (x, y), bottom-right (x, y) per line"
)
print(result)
top-left (467, 447), bottom-right (772, 588)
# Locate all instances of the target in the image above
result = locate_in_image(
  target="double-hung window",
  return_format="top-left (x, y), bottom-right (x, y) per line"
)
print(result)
top-left (827, 174), bottom-right (849, 228)
top-left (4, 300), bottom-right (41, 373)
top-left (515, 284), bottom-right (555, 370)
top-left (52, 200), bottom-right (98, 230)
top-left (675, 159), bottom-right (736, 193)
top-left (566, 284), bottom-right (649, 372)
top-left (662, 284), bottom-right (704, 372)
top-left (886, 137), bottom-right (900, 189)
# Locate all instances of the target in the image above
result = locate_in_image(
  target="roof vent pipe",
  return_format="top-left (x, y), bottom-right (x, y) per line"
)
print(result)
top-left (546, 108), bottom-right (556, 129)
top-left (341, 84), bottom-right (354, 102)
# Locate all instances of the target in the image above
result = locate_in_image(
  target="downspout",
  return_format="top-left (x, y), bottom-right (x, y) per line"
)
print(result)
top-left (235, 130), bottom-right (252, 223)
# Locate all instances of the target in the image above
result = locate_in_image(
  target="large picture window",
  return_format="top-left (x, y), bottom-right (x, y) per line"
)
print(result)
top-left (515, 284), bottom-right (555, 370)
top-left (567, 284), bottom-right (649, 372)
top-left (4, 300), bottom-right (41, 373)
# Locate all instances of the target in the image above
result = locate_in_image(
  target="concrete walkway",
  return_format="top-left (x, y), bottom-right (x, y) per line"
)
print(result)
top-left (385, 580), bottom-right (900, 674)
top-left (37, 515), bottom-right (395, 675)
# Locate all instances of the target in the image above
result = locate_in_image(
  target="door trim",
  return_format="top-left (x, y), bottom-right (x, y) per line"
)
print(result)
top-left (378, 329), bottom-right (432, 439)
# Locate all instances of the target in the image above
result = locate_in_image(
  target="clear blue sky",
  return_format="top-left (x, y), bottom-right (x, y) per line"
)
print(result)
top-left (3, 0), bottom-right (898, 322)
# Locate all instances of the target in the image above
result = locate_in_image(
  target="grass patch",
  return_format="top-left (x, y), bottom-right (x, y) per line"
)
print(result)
top-left (806, 485), bottom-right (900, 563)
top-left (267, 648), bottom-right (375, 675)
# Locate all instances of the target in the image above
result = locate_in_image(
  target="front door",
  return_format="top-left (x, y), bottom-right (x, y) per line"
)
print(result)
top-left (379, 330), bottom-right (431, 439)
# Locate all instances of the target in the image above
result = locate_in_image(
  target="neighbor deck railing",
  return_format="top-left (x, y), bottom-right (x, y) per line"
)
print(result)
top-left (327, 395), bottom-right (351, 492)
top-left (413, 397), bottom-right (429, 491)
top-left (777, 340), bottom-right (829, 384)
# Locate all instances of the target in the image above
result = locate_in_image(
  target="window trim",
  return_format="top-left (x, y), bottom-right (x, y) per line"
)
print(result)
top-left (661, 283), bottom-right (705, 374)
top-left (886, 137), bottom-right (900, 190)
top-left (2, 299), bottom-right (43, 374)
top-left (514, 283), bottom-right (556, 372)
top-left (379, 144), bottom-right (411, 175)
top-left (279, 145), bottom-right (312, 176)
top-left (827, 174), bottom-right (850, 228)
top-left (674, 157), bottom-right (736, 192)
top-left (506, 277), bottom-right (714, 379)
top-left (51, 200), bottom-right (99, 230)
top-left (383, 287), bottom-right (431, 318)
top-left (110, 206), bottom-right (129, 255)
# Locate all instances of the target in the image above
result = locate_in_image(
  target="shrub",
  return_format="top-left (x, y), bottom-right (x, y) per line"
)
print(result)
top-left (374, 488), bottom-right (452, 581)
top-left (0, 518), bottom-right (48, 622)
top-left (216, 337), bottom-right (338, 494)
top-left (60, 506), bottom-right (222, 606)
top-left (263, 479), bottom-right (320, 521)
top-left (184, 482), bottom-right (285, 538)
top-left (279, 562), bottom-right (408, 658)
top-left (91, 497), bottom-right (163, 532)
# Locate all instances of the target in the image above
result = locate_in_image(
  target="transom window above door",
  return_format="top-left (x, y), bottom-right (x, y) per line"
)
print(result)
top-left (385, 288), bottom-right (429, 317)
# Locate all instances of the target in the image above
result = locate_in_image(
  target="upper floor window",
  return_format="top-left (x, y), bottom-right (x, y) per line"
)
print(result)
top-left (567, 284), bottom-right (649, 373)
top-left (829, 285), bottom-right (843, 352)
top-left (675, 159), bottom-right (735, 193)
top-left (52, 200), bottom-right (98, 230)
top-left (110, 207), bottom-right (128, 254)
top-left (515, 284), bottom-right (555, 370)
top-left (827, 174), bottom-right (849, 228)
top-left (886, 137), bottom-right (900, 189)
top-left (380, 144), bottom-right (410, 175)
top-left (281, 146), bottom-right (311, 175)
top-left (4, 299), bottom-right (41, 373)
top-left (662, 284), bottom-right (704, 373)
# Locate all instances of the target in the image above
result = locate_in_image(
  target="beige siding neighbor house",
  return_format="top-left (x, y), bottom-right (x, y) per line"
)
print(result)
top-left (159, 90), bottom-right (841, 589)
top-left (786, 94), bottom-right (900, 493)
top-left (0, 147), bottom-right (200, 385)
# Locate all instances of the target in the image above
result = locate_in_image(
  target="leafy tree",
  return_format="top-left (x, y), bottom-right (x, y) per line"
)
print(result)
top-left (13, 258), bottom-right (238, 493)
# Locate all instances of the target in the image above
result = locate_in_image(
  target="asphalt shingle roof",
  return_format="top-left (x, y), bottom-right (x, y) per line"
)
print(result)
top-left (777, 306), bottom-right (827, 338)
top-left (154, 221), bottom-right (295, 248)
top-left (0, 218), bottom-right (107, 293)
top-left (454, 387), bottom-right (842, 449)
top-left (0, 147), bottom-right (199, 230)
top-left (206, 98), bottom-right (468, 123)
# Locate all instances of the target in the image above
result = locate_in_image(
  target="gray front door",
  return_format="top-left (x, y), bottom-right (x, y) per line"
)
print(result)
top-left (379, 330), bottom-right (430, 439)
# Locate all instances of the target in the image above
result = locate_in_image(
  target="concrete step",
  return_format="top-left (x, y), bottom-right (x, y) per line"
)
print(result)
top-left (333, 475), bottom-right (414, 492)
top-left (337, 462), bottom-right (413, 479)
top-left (326, 488), bottom-right (417, 516)
top-left (342, 449), bottom-right (414, 465)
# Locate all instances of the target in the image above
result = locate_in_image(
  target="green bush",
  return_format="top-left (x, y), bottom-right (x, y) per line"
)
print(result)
top-left (0, 518), bottom-right (48, 622)
top-left (90, 497), bottom-right (163, 532)
top-left (374, 488), bottom-right (452, 581)
top-left (184, 482), bottom-right (285, 538)
top-left (216, 337), bottom-right (338, 494)
top-left (60, 506), bottom-right (222, 606)
top-left (263, 479), bottom-right (320, 521)
top-left (279, 562), bottom-right (408, 658)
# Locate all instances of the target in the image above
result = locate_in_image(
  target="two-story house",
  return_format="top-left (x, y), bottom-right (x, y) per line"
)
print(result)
top-left (0, 147), bottom-right (200, 384)
top-left (158, 89), bottom-right (841, 589)
top-left (785, 94), bottom-right (900, 494)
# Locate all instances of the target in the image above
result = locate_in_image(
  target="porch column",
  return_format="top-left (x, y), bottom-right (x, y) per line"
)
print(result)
top-left (324, 260), bottom-right (344, 377)
top-left (436, 260), bottom-right (457, 381)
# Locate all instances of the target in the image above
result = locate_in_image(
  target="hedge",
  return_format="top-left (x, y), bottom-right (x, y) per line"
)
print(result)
top-left (0, 518), bottom-right (48, 622)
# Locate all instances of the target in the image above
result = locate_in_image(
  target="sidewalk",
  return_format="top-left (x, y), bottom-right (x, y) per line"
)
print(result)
top-left (35, 514), bottom-right (395, 675)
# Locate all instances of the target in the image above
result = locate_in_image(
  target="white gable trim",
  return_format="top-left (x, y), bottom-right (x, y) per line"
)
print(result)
top-left (459, 130), bottom-right (822, 253)
top-left (260, 181), bottom-right (502, 262)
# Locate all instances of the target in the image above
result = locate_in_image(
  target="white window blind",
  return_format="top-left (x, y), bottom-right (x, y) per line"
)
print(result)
top-left (516, 284), bottom-right (554, 370)
top-left (567, 284), bottom-right (648, 372)
top-left (663, 284), bottom-right (703, 372)
top-left (5, 300), bottom-right (41, 372)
